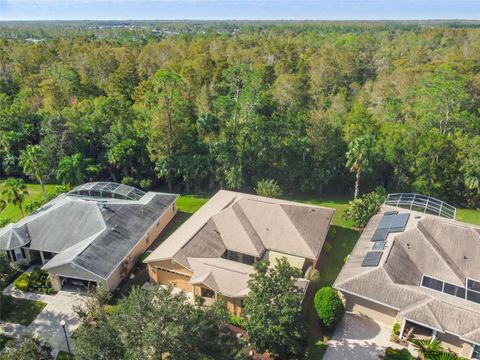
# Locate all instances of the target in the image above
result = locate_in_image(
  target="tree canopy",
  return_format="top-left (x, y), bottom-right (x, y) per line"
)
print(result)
top-left (0, 24), bottom-right (479, 207)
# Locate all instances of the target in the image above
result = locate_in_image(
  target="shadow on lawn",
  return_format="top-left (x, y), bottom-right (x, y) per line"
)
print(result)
top-left (304, 224), bottom-right (360, 360)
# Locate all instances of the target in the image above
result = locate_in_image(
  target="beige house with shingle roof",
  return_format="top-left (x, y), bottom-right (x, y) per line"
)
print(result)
top-left (145, 190), bottom-right (334, 315)
top-left (334, 204), bottom-right (480, 359)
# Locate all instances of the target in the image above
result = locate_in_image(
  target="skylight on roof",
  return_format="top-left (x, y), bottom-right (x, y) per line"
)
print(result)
top-left (69, 182), bottom-right (146, 201)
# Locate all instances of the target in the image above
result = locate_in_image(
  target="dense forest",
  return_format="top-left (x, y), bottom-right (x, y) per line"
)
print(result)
top-left (0, 22), bottom-right (479, 207)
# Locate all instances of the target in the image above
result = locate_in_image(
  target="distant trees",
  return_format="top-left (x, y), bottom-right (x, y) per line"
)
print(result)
top-left (243, 258), bottom-right (306, 358)
top-left (1, 178), bottom-right (29, 218)
top-left (0, 26), bottom-right (479, 206)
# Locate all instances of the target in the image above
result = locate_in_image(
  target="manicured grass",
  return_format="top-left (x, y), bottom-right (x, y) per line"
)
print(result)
top-left (0, 295), bottom-right (46, 326)
top-left (0, 334), bottom-right (13, 351)
top-left (176, 193), bottom-right (210, 214)
top-left (0, 182), bottom-right (57, 222)
top-left (56, 351), bottom-right (74, 359)
top-left (456, 208), bottom-right (480, 226)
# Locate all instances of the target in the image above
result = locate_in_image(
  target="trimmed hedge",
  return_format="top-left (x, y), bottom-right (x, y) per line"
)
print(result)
top-left (14, 272), bottom-right (30, 292)
top-left (314, 287), bottom-right (344, 330)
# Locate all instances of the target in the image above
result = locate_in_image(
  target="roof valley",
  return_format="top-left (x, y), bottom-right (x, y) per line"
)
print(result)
top-left (417, 221), bottom-right (465, 286)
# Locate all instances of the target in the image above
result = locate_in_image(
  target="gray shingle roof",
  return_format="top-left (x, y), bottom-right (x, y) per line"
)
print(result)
top-left (0, 183), bottom-right (177, 281)
top-left (334, 205), bottom-right (480, 344)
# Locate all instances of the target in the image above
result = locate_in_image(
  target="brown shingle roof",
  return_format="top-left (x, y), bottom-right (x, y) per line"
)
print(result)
top-left (334, 205), bottom-right (480, 344)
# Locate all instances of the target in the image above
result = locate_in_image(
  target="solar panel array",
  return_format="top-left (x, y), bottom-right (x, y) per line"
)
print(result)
top-left (361, 251), bottom-right (383, 267)
top-left (371, 212), bottom-right (410, 242)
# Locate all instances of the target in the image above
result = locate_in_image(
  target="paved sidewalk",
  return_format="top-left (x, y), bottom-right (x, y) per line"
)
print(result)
top-left (2, 282), bottom-right (86, 352)
top-left (0, 322), bottom-right (26, 338)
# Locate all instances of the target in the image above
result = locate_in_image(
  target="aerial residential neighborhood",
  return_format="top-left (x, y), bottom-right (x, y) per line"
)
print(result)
top-left (1, 2), bottom-right (480, 360)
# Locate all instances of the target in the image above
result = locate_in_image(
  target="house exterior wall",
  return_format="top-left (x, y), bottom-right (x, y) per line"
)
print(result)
top-left (105, 202), bottom-right (177, 290)
top-left (460, 342), bottom-right (474, 359)
top-left (220, 295), bottom-right (242, 316)
top-left (148, 259), bottom-right (193, 292)
top-left (436, 332), bottom-right (465, 354)
top-left (343, 293), bottom-right (398, 326)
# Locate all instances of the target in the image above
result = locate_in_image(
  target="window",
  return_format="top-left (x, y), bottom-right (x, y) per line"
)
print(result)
top-left (468, 279), bottom-right (480, 292)
top-left (222, 250), bottom-right (258, 265)
top-left (443, 283), bottom-right (466, 299)
top-left (467, 290), bottom-right (480, 304)
top-left (421, 276), bottom-right (443, 292)
top-left (472, 345), bottom-right (480, 360)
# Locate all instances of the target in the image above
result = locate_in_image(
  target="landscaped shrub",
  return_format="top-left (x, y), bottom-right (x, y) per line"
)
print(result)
top-left (228, 315), bottom-right (246, 329)
top-left (14, 273), bottom-right (30, 292)
top-left (255, 179), bottom-right (283, 198)
top-left (344, 187), bottom-right (387, 229)
top-left (29, 268), bottom-right (52, 293)
top-left (383, 347), bottom-right (415, 360)
top-left (314, 287), bottom-right (344, 330)
top-left (392, 322), bottom-right (400, 336)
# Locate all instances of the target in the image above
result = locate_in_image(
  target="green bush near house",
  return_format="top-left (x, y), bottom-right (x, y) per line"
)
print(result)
top-left (344, 187), bottom-right (387, 229)
top-left (383, 347), bottom-right (415, 360)
top-left (14, 268), bottom-right (54, 294)
top-left (56, 350), bottom-right (73, 359)
top-left (392, 322), bottom-right (400, 336)
top-left (228, 315), bottom-right (246, 329)
top-left (314, 287), bottom-right (345, 330)
top-left (14, 272), bottom-right (30, 291)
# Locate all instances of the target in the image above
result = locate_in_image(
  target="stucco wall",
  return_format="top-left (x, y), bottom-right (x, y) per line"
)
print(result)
top-left (436, 331), bottom-right (465, 354)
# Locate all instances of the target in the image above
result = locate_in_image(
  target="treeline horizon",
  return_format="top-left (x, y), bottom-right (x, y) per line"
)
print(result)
top-left (0, 24), bottom-right (479, 207)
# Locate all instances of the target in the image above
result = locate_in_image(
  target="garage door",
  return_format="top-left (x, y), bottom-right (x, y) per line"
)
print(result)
top-left (345, 294), bottom-right (398, 326)
top-left (156, 268), bottom-right (192, 292)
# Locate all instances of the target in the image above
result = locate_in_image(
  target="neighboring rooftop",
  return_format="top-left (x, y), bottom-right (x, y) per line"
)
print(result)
top-left (0, 182), bottom-right (178, 280)
top-left (334, 205), bottom-right (480, 344)
top-left (146, 190), bottom-right (334, 297)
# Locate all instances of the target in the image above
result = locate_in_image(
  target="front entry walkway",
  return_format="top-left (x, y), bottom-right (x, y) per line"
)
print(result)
top-left (2, 282), bottom-right (86, 353)
top-left (324, 312), bottom-right (405, 360)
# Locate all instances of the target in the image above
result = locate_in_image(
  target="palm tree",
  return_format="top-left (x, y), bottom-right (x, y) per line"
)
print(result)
top-left (19, 145), bottom-right (49, 203)
top-left (56, 153), bottom-right (84, 190)
top-left (411, 337), bottom-right (442, 360)
top-left (1, 178), bottom-right (29, 218)
top-left (346, 135), bottom-right (375, 199)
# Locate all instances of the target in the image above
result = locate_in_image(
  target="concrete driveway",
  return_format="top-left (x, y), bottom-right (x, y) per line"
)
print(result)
top-left (324, 312), bottom-right (404, 360)
top-left (2, 282), bottom-right (86, 353)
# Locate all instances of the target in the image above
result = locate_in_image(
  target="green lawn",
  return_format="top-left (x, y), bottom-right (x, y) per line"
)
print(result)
top-left (456, 208), bottom-right (480, 226)
top-left (0, 295), bottom-right (46, 326)
top-left (56, 351), bottom-right (74, 359)
top-left (0, 182), bottom-right (57, 222)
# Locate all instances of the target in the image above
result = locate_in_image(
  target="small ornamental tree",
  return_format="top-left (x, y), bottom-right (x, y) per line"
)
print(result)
top-left (344, 187), bottom-right (386, 229)
top-left (314, 287), bottom-right (344, 330)
top-left (0, 335), bottom-right (53, 360)
top-left (255, 179), bottom-right (283, 198)
top-left (243, 258), bottom-right (305, 358)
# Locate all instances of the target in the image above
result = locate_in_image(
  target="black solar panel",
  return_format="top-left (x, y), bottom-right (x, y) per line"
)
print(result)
top-left (378, 213), bottom-right (397, 229)
top-left (371, 228), bottom-right (389, 241)
top-left (389, 213), bottom-right (410, 233)
top-left (362, 251), bottom-right (383, 267)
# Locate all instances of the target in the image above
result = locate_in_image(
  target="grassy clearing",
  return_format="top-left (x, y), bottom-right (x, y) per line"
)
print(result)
top-left (0, 182), bottom-right (57, 222)
top-left (0, 295), bottom-right (46, 326)
top-left (456, 208), bottom-right (480, 225)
